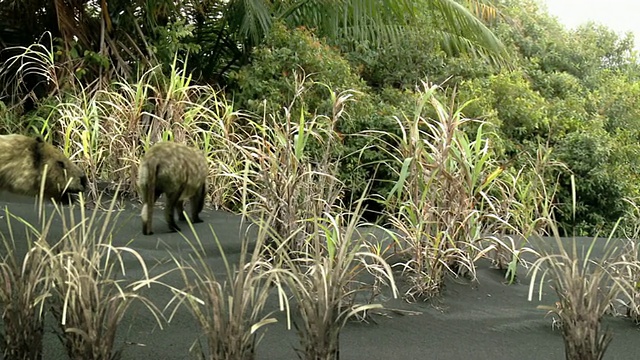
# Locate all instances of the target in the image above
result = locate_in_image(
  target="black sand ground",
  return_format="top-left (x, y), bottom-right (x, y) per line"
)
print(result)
top-left (1, 193), bottom-right (640, 360)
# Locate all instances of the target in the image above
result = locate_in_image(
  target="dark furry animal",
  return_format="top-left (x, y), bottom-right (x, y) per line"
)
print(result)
top-left (137, 141), bottom-right (208, 235)
top-left (0, 134), bottom-right (87, 203)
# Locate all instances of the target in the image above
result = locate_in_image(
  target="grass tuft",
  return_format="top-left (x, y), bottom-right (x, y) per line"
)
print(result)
top-left (266, 202), bottom-right (397, 359)
top-left (165, 221), bottom-right (278, 360)
top-left (379, 82), bottom-right (499, 299)
top-left (528, 220), bottom-right (637, 360)
top-left (44, 192), bottom-right (164, 360)
top-left (0, 210), bottom-right (53, 360)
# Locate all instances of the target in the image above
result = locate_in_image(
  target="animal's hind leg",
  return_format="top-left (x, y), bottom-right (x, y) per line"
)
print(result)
top-left (164, 192), bottom-right (182, 232)
top-left (190, 184), bottom-right (205, 223)
top-left (176, 200), bottom-right (186, 221)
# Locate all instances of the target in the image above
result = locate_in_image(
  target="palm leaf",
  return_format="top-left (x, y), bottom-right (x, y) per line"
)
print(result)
top-left (428, 0), bottom-right (510, 66)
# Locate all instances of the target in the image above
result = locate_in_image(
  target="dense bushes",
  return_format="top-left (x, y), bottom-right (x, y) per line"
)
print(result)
top-left (3, 0), bottom-right (640, 235)
top-left (229, 23), bottom-right (404, 207)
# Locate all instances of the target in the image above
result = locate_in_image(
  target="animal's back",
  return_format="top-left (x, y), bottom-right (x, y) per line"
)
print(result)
top-left (138, 142), bottom-right (208, 199)
top-left (0, 134), bottom-right (37, 194)
top-left (0, 134), bottom-right (32, 155)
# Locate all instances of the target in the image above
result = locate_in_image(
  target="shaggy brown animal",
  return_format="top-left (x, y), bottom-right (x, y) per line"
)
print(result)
top-left (0, 134), bottom-right (87, 203)
top-left (137, 141), bottom-right (208, 235)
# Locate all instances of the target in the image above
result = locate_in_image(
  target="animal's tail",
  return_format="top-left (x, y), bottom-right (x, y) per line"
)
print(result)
top-left (145, 161), bottom-right (159, 206)
top-left (139, 158), bottom-right (160, 234)
top-left (139, 158), bottom-right (158, 200)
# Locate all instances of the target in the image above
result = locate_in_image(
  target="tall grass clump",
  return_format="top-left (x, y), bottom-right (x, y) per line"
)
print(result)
top-left (0, 32), bottom-right (62, 108)
top-left (165, 222), bottom-right (278, 360)
top-left (232, 77), bottom-right (397, 358)
top-left (268, 204), bottom-right (397, 360)
top-left (45, 193), bottom-right (164, 360)
top-left (528, 217), bottom-right (640, 360)
top-left (479, 145), bottom-right (566, 282)
top-left (0, 210), bottom-right (52, 360)
top-left (46, 57), bottom-right (243, 206)
top-left (377, 82), bottom-right (500, 299)
top-left (239, 76), bottom-right (346, 252)
top-left (615, 238), bottom-right (640, 324)
top-left (614, 197), bottom-right (640, 323)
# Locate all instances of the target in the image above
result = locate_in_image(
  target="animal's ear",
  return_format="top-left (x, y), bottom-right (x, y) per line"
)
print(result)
top-left (32, 136), bottom-right (45, 167)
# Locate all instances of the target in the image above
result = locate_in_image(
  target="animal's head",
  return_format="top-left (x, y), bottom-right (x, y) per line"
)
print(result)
top-left (34, 137), bottom-right (88, 203)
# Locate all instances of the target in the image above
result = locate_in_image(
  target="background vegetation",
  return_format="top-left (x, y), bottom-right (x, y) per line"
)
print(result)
top-left (4, 1), bottom-right (640, 359)
top-left (1, 0), bottom-right (639, 234)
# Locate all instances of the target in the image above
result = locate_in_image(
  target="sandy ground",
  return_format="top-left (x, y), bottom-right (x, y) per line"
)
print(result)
top-left (1, 193), bottom-right (640, 360)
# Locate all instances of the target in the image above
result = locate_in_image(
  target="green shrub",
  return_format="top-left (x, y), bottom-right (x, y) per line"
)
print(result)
top-left (554, 130), bottom-right (631, 235)
top-left (229, 23), bottom-right (402, 210)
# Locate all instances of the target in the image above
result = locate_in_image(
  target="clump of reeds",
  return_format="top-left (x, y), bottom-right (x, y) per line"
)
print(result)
top-left (0, 43), bottom-right (243, 209)
top-left (528, 219), bottom-right (638, 360)
top-left (165, 220), bottom-right (278, 360)
top-left (226, 77), bottom-right (398, 359)
top-left (615, 239), bottom-right (640, 324)
top-left (45, 193), bottom-right (164, 360)
top-left (479, 144), bottom-right (565, 283)
top-left (268, 204), bottom-right (397, 360)
top-left (0, 210), bottom-right (53, 360)
top-left (377, 82), bottom-right (500, 299)
top-left (48, 59), bottom-right (243, 206)
top-left (238, 74), bottom-right (345, 252)
top-left (612, 197), bottom-right (640, 324)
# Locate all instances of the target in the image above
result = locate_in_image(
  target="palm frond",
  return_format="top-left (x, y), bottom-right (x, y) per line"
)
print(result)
top-left (428, 0), bottom-right (510, 66)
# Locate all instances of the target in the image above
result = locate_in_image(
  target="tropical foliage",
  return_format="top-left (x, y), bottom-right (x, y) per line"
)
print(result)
top-left (5, 2), bottom-right (640, 359)
top-left (2, 0), bottom-right (640, 234)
